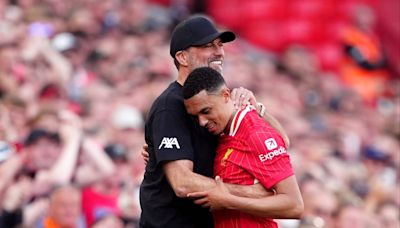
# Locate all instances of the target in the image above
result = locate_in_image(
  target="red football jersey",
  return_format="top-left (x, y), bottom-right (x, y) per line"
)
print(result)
top-left (214, 105), bottom-right (294, 228)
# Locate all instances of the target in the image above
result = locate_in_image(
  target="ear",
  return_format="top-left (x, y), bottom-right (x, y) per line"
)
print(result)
top-left (221, 87), bottom-right (231, 103)
top-left (175, 50), bottom-right (188, 67)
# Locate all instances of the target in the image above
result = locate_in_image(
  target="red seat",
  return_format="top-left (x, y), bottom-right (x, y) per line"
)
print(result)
top-left (241, 0), bottom-right (287, 21)
top-left (288, 0), bottom-right (333, 20)
top-left (283, 19), bottom-right (326, 46)
top-left (207, 0), bottom-right (242, 30)
top-left (241, 22), bottom-right (287, 53)
top-left (311, 42), bottom-right (343, 71)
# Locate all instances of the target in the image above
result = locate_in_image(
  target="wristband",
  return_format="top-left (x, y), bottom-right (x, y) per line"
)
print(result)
top-left (257, 102), bottom-right (266, 117)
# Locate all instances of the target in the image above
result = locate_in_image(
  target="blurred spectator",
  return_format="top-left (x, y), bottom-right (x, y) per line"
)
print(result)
top-left (339, 4), bottom-right (390, 104)
top-left (38, 185), bottom-right (84, 228)
top-left (91, 213), bottom-right (124, 228)
top-left (377, 202), bottom-right (400, 228)
top-left (334, 204), bottom-right (366, 228)
top-left (81, 142), bottom-right (136, 227)
top-left (23, 128), bottom-right (61, 173)
top-left (0, 1), bottom-right (398, 228)
top-left (300, 178), bottom-right (338, 228)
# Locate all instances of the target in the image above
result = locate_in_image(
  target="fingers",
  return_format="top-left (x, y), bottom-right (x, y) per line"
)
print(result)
top-left (239, 93), bottom-right (248, 109)
top-left (141, 150), bottom-right (149, 159)
top-left (194, 198), bottom-right (208, 206)
top-left (247, 92), bottom-right (257, 107)
top-left (215, 176), bottom-right (228, 191)
top-left (231, 87), bottom-right (245, 109)
top-left (141, 143), bottom-right (149, 165)
top-left (215, 175), bottom-right (222, 182)
top-left (231, 87), bottom-right (257, 109)
top-left (187, 191), bottom-right (207, 198)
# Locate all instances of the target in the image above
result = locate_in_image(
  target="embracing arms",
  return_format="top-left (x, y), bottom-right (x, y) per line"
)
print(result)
top-left (163, 159), bottom-right (272, 199)
top-left (188, 175), bottom-right (303, 219)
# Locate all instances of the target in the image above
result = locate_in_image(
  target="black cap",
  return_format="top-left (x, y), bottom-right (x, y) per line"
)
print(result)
top-left (363, 146), bottom-right (388, 162)
top-left (170, 15), bottom-right (236, 58)
top-left (104, 143), bottom-right (127, 162)
top-left (24, 129), bottom-right (60, 146)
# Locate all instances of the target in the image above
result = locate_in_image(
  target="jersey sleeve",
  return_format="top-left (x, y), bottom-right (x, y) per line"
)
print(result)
top-left (152, 109), bottom-right (194, 165)
top-left (243, 130), bottom-right (294, 189)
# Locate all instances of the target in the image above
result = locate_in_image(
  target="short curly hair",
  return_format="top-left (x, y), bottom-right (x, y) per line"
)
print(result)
top-left (183, 67), bottom-right (226, 100)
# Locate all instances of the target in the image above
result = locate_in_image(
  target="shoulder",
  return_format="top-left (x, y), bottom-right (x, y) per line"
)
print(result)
top-left (240, 109), bottom-right (266, 133)
top-left (242, 111), bottom-right (285, 146)
top-left (149, 82), bottom-right (186, 115)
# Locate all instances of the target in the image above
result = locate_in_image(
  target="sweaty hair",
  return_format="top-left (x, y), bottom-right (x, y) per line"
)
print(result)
top-left (183, 67), bottom-right (226, 99)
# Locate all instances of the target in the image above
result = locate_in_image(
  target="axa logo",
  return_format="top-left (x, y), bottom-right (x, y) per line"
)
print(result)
top-left (158, 137), bottom-right (180, 149)
top-left (264, 138), bottom-right (278, 150)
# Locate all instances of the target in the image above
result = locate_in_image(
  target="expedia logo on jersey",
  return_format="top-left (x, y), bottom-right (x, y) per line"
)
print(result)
top-left (264, 138), bottom-right (278, 150)
top-left (259, 146), bottom-right (287, 162)
top-left (158, 137), bottom-right (180, 149)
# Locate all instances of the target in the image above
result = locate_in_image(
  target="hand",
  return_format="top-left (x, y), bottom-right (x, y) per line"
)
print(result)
top-left (2, 177), bottom-right (32, 211)
top-left (22, 198), bottom-right (49, 227)
top-left (141, 144), bottom-right (149, 165)
top-left (58, 110), bottom-right (82, 142)
top-left (231, 87), bottom-right (257, 110)
top-left (187, 176), bottom-right (233, 211)
top-left (81, 137), bottom-right (97, 151)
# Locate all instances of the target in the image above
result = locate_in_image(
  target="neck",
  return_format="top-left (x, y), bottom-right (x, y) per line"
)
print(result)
top-left (177, 67), bottom-right (190, 86)
top-left (223, 107), bottom-right (238, 135)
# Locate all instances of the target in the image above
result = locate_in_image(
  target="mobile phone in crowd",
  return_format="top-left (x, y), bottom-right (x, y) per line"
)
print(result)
top-left (28, 22), bottom-right (54, 38)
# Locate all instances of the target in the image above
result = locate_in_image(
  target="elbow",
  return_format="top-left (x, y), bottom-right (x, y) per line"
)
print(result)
top-left (292, 202), bottom-right (304, 219)
top-left (289, 198), bottom-right (304, 219)
top-left (173, 185), bottom-right (190, 198)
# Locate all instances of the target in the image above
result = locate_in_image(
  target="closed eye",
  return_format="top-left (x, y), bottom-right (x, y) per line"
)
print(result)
top-left (202, 43), bottom-right (213, 48)
top-left (201, 41), bottom-right (223, 49)
top-left (200, 108), bottom-right (210, 115)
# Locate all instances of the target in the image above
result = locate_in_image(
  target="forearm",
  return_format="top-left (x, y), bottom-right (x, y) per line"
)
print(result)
top-left (82, 138), bottom-right (115, 176)
top-left (22, 199), bottom-right (48, 228)
top-left (225, 193), bottom-right (303, 218)
top-left (176, 174), bottom-right (273, 199)
top-left (48, 135), bottom-right (80, 184)
top-left (171, 169), bottom-right (216, 198)
top-left (164, 160), bottom-right (216, 198)
top-left (41, 43), bottom-right (72, 83)
top-left (75, 139), bottom-right (115, 186)
top-left (227, 176), bottom-right (304, 218)
top-left (225, 183), bottom-right (274, 198)
top-left (0, 154), bottom-right (25, 193)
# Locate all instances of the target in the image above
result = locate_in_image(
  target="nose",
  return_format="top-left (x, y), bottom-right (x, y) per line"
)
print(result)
top-left (198, 115), bottom-right (208, 127)
top-left (214, 44), bottom-right (224, 56)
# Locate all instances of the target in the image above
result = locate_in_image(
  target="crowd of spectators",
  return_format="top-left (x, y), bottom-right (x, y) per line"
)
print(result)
top-left (0, 0), bottom-right (398, 227)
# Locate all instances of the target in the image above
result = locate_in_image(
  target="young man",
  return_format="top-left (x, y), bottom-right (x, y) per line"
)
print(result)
top-left (183, 67), bottom-right (304, 228)
top-left (139, 15), bottom-right (289, 228)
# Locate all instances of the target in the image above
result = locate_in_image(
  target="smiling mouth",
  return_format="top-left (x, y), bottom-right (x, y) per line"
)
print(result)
top-left (206, 124), bottom-right (217, 133)
top-left (209, 60), bottom-right (223, 66)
